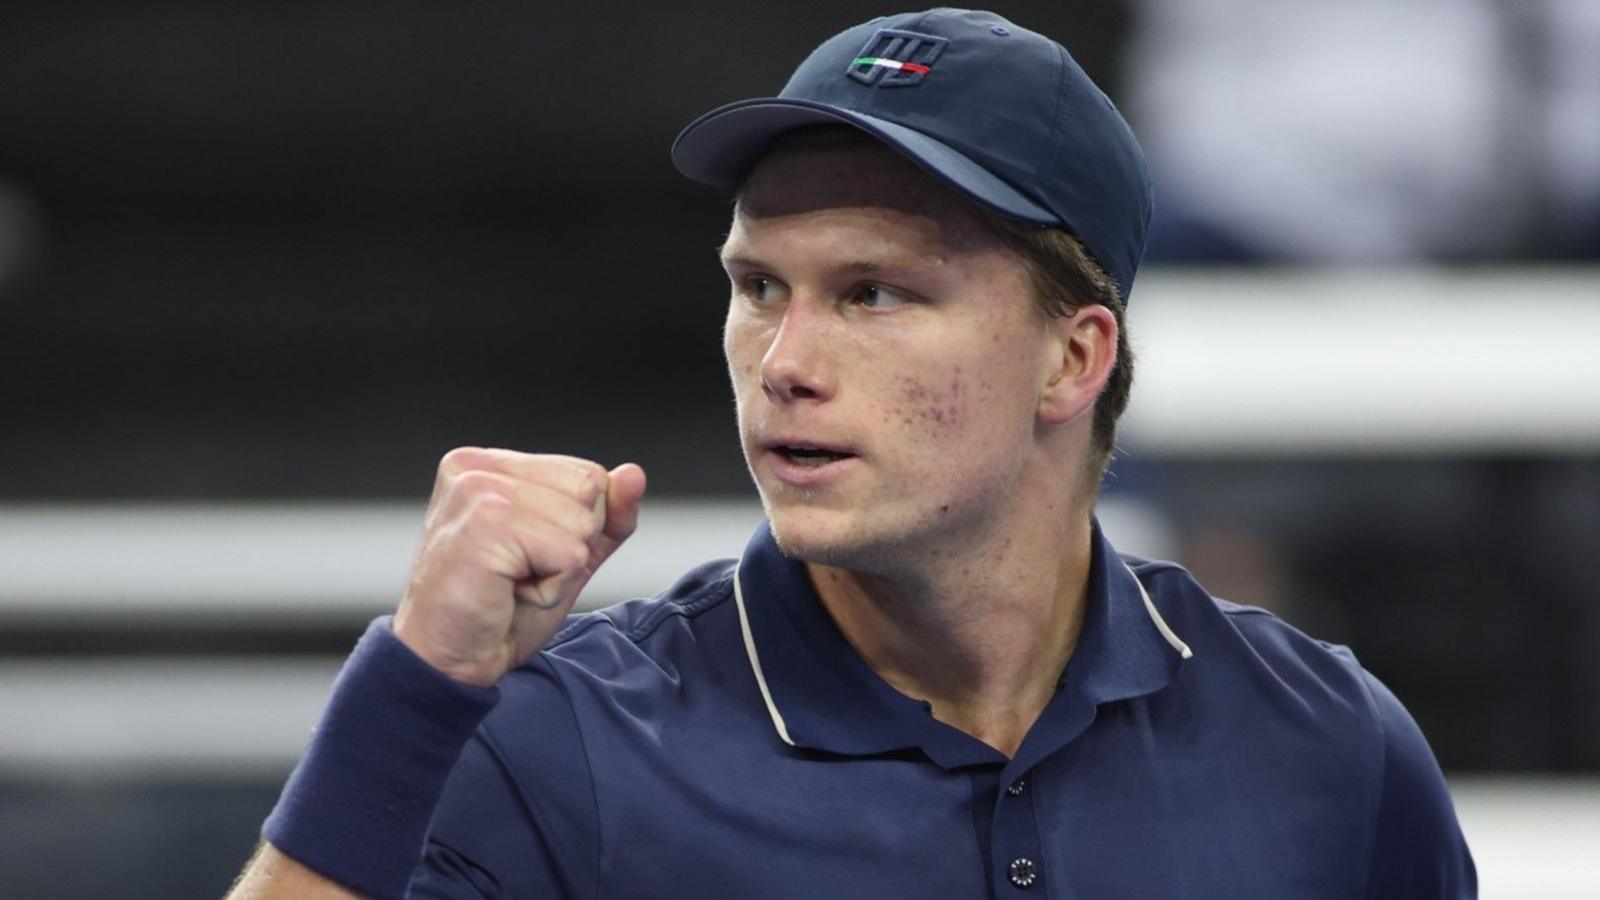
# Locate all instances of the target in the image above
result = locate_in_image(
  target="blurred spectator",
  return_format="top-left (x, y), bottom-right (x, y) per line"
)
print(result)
top-left (1124, 0), bottom-right (1600, 263)
top-left (1534, 0), bottom-right (1600, 259)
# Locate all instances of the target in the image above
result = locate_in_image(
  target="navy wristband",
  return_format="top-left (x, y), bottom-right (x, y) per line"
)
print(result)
top-left (263, 616), bottom-right (500, 900)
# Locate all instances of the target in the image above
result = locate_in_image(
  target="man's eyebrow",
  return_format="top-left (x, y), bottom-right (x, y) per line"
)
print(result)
top-left (839, 259), bottom-right (890, 273)
top-left (716, 254), bottom-right (908, 274)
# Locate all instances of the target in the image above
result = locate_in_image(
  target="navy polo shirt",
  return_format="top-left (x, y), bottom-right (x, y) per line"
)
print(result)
top-left (372, 520), bottom-right (1475, 898)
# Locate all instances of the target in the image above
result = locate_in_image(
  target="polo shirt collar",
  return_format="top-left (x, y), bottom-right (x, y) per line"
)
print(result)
top-left (733, 519), bottom-right (1193, 769)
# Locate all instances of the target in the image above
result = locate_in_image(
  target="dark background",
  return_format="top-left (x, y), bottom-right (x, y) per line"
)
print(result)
top-left (0, 1), bottom-right (1131, 500)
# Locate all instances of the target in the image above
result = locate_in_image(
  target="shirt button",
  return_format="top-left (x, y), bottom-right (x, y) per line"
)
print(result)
top-left (1007, 857), bottom-right (1038, 889)
top-left (1006, 777), bottom-right (1028, 796)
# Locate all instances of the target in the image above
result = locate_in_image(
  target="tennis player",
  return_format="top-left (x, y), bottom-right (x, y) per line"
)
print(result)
top-left (230, 9), bottom-right (1475, 898)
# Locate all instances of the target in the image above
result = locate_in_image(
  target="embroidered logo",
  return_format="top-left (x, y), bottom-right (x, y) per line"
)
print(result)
top-left (847, 29), bottom-right (948, 87)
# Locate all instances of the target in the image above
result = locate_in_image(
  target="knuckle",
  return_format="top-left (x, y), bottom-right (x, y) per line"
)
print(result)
top-left (451, 468), bottom-right (503, 498)
top-left (571, 511), bottom-right (601, 543)
top-left (569, 461), bottom-right (608, 507)
top-left (460, 489), bottom-right (511, 527)
top-left (565, 541), bottom-right (592, 572)
top-left (438, 445), bottom-right (485, 476)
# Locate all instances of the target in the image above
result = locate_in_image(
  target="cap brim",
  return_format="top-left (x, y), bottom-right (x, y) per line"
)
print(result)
top-left (671, 97), bottom-right (1059, 226)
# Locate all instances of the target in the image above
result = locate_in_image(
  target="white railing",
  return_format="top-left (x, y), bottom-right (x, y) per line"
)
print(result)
top-left (0, 499), bottom-right (1174, 619)
top-left (1124, 267), bottom-right (1600, 453)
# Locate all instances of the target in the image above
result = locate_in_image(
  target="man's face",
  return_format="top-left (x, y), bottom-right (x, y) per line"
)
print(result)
top-left (720, 141), bottom-right (1059, 570)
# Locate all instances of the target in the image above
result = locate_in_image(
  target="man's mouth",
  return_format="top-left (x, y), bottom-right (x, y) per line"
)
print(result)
top-left (776, 446), bottom-right (853, 467)
top-left (766, 440), bottom-right (857, 468)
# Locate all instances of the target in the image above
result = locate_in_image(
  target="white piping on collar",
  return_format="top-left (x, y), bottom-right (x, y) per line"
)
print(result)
top-left (733, 558), bottom-right (1191, 748)
top-left (732, 560), bottom-right (796, 746)
top-left (1126, 562), bottom-right (1194, 659)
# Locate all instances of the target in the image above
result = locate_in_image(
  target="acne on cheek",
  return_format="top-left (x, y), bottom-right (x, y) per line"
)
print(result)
top-left (894, 367), bottom-right (968, 432)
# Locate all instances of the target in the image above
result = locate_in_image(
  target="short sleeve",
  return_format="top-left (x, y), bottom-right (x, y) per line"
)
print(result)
top-left (1360, 670), bottom-right (1478, 899)
top-left (409, 655), bottom-right (602, 900)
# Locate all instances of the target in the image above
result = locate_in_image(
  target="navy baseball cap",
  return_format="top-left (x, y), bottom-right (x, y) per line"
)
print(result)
top-left (671, 8), bottom-right (1153, 299)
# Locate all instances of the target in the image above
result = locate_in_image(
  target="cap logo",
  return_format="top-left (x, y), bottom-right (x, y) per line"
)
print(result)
top-left (847, 29), bottom-right (947, 87)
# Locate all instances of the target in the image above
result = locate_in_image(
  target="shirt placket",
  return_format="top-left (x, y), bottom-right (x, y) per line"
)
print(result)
top-left (990, 763), bottom-right (1048, 896)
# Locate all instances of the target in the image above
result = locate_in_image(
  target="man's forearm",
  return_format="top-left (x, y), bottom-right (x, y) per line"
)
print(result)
top-left (228, 840), bottom-right (364, 900)
top-left (239, 618), bottom-right (501, 899)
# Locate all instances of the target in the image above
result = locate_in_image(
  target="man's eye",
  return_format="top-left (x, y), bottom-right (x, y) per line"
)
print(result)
top-left (851, 283), bottom-right (909, 309)
top-left (742, 276), bottom-right (780, 302)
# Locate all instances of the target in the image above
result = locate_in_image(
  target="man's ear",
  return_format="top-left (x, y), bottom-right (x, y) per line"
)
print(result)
top-left (1038, 305), bottom-right (1117, 425)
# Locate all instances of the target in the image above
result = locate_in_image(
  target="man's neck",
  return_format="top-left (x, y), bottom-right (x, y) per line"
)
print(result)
top-left (807, 510), bottom-right (1095, 759)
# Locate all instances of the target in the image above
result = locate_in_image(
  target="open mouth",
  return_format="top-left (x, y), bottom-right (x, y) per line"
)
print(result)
top-left (774, 445), bottom-right (855, 468)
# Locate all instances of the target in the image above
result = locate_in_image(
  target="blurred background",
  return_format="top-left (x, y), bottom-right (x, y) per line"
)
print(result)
top-left (2, 1), bottom-right (1596, 896)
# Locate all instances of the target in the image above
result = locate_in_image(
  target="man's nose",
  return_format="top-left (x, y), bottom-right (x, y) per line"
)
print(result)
top-left (759, 297), bottom-right (836, 403)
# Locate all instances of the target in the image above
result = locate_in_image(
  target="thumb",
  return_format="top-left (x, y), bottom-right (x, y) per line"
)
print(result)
top-left (513, 462), bottom-right (646, 616)
top-left (600, 462), bottom-right (647, 545)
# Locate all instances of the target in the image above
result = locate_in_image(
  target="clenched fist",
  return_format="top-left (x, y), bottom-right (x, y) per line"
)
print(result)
top-left (392, 447), bottom-right (647, 688)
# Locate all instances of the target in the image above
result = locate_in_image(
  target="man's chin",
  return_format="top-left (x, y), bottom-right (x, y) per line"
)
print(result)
top-left (764, 508), bottom-right (858, 566)
top-left (764, 506), bottom-right (912, 574)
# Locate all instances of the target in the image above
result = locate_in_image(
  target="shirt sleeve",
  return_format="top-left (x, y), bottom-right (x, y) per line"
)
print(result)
top-left (408, 654), bottom-right (602, 900)
top-left (1360, 670), bottom-right (1478, 899)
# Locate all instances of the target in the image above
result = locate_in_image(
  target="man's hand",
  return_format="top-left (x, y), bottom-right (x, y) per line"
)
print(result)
top-left (227, 449), bottom-right (645, 899)
top-left (392, 447), bottom-right (647, 688)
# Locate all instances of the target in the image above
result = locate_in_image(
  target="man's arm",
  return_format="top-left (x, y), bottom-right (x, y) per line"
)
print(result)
top-left (228, 841), bottom-right (362, 899)
top-left (225, 448), bottom-right (647, 899)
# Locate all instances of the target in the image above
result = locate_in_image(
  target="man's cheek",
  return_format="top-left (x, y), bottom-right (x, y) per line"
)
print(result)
top-left (893, 372), bottom-right (966, 437)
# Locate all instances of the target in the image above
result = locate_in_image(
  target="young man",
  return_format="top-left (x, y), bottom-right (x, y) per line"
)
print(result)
top-left (231, 9), bottom-right (1476, 899)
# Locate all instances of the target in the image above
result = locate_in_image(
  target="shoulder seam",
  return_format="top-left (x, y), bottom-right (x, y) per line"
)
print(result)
top-left (546, 570), bottom-right (737, 652)
top-left (1351, 668), bottom-right (1387, 896)
top-left (523, 574), bottom-right (735, 897)
top-left (474, 706), bottom-right (599, 898)
top-left (546, 611), bottom-right (618, 649)
top-left (1128, 559), bottom-right (1276, 620)
top-left (421, 815), bottom-right (501, 897)
top-left (1124, 557), bottom-right (1187, 577)
top-left (536, 658), bottom-right (605, 900)
top-left (622, 571), bottom-right (738, 643)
